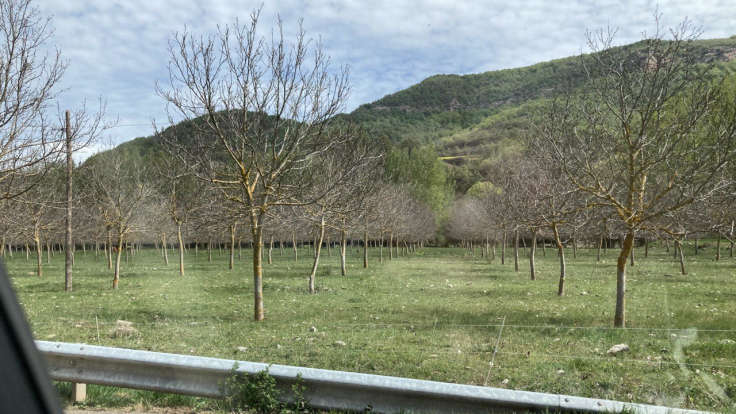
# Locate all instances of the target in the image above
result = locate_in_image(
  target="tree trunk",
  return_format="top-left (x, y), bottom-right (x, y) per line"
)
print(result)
top-left (572, 236), bottom-right (577, 259)
top-left (106, 230), bottom-right (113, 269)
top-left (340, 229), bottom-right (347, 276)
top-left (34, 230), bottom-right (42, 278)
top-left (208, 239), bottom-right (212, 262)
top-left (251, 213), bottom-right (264, 321)
top-left (542, 238), bottom-right (546, 256)
top-left (379, 234), bottom-right (384, 263)
top-left (389, 232), bottom-right (393, 260)
top-left (313, 232), bottom-right (318, 259)
top-left (292, 231), bottom-right (298, 262)
top-left (501, 231), bottom-right (506, 265)
top-left (113, 233), bottom-right (123, 289)
top-left (268, 234), bottom-right (273, 265)
top-left (177, 222), bottom-right (185, 276)
top-left (363, 228), bottom-right (368, 269)
top-left (597, 231), bottom-right (603, 262)
top-left (614, 231), bottom-right (635, 328)
top-left (629, 241), bottom-right (635, 266)
top-left (229, 223), bottom-right (236, 270)
top-left (162, 233), bottom-right (169, 265)
top-left (716, 233), bottom-right (721, 261)
top-left (520, 236), bottom-right (526, 256)
top-left (513, 229), bottom-right (519, 272)
top-left (308, 218), bottom-right (326, 294)
top-left (64, 112), bottom-right (73, 292)
top-left (552, 224), bottom-right (566, 296)
top-left (644, 238), bottom-right (649, 258)
top-left (694, 238), bottom-right (699, 256)
top-left (530, 229), bottom-right (537, 281)
top-left (676, 239), bottom-right (687, 275)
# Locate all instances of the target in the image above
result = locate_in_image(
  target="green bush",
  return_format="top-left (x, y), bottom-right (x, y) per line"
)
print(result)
top-left (222, 365), bottom-right (308, 414)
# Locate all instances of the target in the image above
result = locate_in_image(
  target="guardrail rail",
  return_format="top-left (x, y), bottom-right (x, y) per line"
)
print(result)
top-left (37, 341), bottom-right (709, 413)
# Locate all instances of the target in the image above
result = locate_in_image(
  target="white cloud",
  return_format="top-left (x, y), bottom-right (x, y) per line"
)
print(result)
top-left (32, 0), bottom-right (736, 158)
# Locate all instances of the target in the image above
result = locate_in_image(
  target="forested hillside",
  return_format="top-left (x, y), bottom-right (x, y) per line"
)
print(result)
top-left (351, 36), bottom-right (736, 144)
top-left (104, 36), bottom-right (736, 197)
top-left (348, 36), bottom-right (736, 191)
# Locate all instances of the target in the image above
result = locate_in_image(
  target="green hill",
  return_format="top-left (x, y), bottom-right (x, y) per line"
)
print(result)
top-left (347, 36), bottom-right (736, 191)
top-left (100, 36), bottom-right (736, 195)
top-left (350, 36), bottom-right (736, 147)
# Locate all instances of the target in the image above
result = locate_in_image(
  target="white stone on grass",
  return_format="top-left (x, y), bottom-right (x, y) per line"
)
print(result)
top-left (607, 344), bottom-right (629, 355)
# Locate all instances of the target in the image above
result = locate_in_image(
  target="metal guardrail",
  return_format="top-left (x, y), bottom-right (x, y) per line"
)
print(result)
top-left (37, 341), bottom-right (708, 413)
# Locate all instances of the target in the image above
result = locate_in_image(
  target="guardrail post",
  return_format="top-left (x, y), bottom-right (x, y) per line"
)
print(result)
top-left (72, 382), bottom-right (86, 402)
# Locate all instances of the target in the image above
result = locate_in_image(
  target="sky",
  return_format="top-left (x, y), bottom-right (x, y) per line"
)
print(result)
top-left (34, 0), bottom-right (736, 159)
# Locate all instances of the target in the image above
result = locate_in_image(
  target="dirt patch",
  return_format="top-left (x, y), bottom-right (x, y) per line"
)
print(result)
top-left (65, 407), bottom-right (217, 414)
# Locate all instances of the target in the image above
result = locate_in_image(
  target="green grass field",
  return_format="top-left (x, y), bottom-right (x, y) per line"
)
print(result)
top-left (6, 241), bottom-right (736, 412)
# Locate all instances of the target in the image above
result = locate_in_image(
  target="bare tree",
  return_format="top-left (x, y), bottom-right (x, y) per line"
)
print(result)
top-left (14, 166), bottom-right (63, 277)
top-left (153, 152), bottom-right (209, 276)
top-left (300, 133), bottom-right (381, 293)
top-left (159, 10), bottom-right (356, 321)
top-left (0, 0), bottom-right (66, 199)
top-left (539, 18), bottom-right (736, 327)
top-left (80, 150), bottom-right (152, 289)
top-left (61, 103), bottom-right (107, 292)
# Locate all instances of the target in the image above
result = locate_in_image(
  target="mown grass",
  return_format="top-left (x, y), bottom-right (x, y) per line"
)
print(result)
top-left (6, 241), bottom-right (736, 412)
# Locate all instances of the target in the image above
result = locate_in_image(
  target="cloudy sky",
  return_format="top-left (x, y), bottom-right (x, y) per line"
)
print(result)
top-left (35, 0), bottom-right (735, 157)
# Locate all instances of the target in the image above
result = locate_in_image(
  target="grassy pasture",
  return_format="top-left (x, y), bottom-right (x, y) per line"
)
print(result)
top-left (6, 241), bottom-right (736, 412)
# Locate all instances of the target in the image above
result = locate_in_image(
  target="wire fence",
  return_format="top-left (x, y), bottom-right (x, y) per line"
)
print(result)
top-left (47, 317), bottom-right (736, 333)
top-left (39, 316), bottom-right (736, 370)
